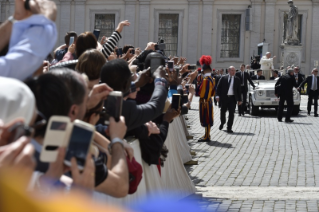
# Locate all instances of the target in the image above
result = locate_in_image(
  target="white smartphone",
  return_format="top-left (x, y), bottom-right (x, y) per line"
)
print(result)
top-left (63, 120), bottom-right (95, 170)
top-left (40, 116), bottom-right (72, 163)
top-left (69, 36), bottom-right (74, 46)
top-left (103, 91), bottom-right (123, 125)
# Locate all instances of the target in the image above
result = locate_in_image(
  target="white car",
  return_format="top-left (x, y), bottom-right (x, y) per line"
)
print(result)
top-left (247, 79), bottom-right (301, 116)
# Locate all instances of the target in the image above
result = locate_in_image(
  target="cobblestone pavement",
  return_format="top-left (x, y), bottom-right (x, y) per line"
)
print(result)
top-left (185, 95), bottom-right (319, 211)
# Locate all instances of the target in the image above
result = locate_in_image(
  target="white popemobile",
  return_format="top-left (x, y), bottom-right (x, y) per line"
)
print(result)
top-left (247, 78), bottom-right (301, 116)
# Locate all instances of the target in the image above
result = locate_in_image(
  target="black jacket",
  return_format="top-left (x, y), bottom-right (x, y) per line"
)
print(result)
top-left (251, 75), bottom-right (265, 80)
top-left (122, 84), bottom-right (167, 131)
top-left (299, 75), bottom-right (319, 94)
top-left (216, 75), bottom-right (242, 106)
top-left (235, 71), bottom-right (255, 92)
top-left (294, 73), bottom-right (305, 86)
top-left (275, 74), bottom-right (298, 97)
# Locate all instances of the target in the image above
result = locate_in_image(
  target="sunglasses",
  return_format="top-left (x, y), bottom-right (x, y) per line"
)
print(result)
top-left (7, 111), bottom-right (47, 143)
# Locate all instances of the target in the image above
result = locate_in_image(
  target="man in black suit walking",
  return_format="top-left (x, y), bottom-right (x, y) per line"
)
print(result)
top-left (213, 69), bottom-right (222, 106)
top-left (293, 66), bottom-right (305, 94)
top-left (216, 66), bottom-right (242, 133)
top-left (251, 70), bottom-right (265, 80)
top-left (235, 64), bottom-right (256, 116)
top-left (275, 69), bottom-right (298, 123)
top-left (298, 68), bottom-right (319, 116)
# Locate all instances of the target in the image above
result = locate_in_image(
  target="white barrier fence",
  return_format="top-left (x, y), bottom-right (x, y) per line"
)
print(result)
top-left (93, 115), bottom-right (196, 206)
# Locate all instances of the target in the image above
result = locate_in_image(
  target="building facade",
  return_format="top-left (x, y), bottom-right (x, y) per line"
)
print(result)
top-left (1, 0), bottom-right (319, 74)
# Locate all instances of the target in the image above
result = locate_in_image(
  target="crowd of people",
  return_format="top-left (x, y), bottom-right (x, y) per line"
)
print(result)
top-left (1, 0), bottom-right (318, 210)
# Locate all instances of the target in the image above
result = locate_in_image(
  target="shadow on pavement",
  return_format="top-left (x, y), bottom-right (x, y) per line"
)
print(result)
top-left (206, 140), bottom-right (233, 149)
top-left (231, 132), bottom-right (255, 136)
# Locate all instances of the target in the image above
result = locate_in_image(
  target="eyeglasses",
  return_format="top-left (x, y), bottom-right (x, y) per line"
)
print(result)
top-left (7, 111), bottom-right (47, 143)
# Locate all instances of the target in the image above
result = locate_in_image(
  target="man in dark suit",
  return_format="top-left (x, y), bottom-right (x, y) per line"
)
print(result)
top-left (216, 66), bottom-right (242, 133)
top-left (293, 66), bottom-right (305, 94)
top-left (251, 69), bottom-right (265, 80)
top-left (235, 64), bottom-right (256, 116)
top-left (298, 68), bottom-right (319, 116)
top-left (275, 69), bottom-right (298, 122)
top-left (213, 69), bottom-right (222, 106)
top-left (270, 70), bottom-right (279, 80)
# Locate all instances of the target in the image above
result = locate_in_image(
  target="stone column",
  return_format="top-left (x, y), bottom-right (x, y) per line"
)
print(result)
top-left (264, 0), bottom-right (276, 54)
top-left (249, 0), bottom-right (263, 57)
top-left (138, 0), bottom-right (151, 49)
top-left (187, 0), bottom-right (200, 63)
top-left (59, 0), bottom-right (72, 45)
top-left (74, 0), bottom-right (86, 35)
top-left (201, 0), bottom-right (214, 57)
top-left (124, 0), bottom-right (137, 46)
top-left (311, 0), bottom-right (319, 70)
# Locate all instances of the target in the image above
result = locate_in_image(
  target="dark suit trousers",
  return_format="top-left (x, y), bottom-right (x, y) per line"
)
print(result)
top-left (277, 95), bottom-right (293, 120)
top-left (220, 96), bottom-right (236, 129)
top-left (308, 90), bottom-right (318, 114)
top-left (239, 86), bottom-right (247, 114)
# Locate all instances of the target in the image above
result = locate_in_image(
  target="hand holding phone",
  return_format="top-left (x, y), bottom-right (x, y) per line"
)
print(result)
top-left (109, 116), bottom-right (127, 141)
top-left (69, 36), bottom-right (74, 46)
top-left (168, 61), bottom-right (174, 71)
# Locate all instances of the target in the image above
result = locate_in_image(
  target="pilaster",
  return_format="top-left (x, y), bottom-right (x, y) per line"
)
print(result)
top-left (74, 0), bottom-right (86, 36)
top-left (138, 0), bottom-right (151, 49)
top-left (264, 0), bottom-right (276, 54)
top-left (201, 0), bottom-right (214, 57)
top-left (187, 0), bottom-right (200, 62)
top-left (124, 0), bottom-right (137, 45)
top-left (311, 0), bottom-right (319, 70)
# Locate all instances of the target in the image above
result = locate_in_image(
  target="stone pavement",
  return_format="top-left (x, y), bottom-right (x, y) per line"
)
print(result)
top-left (184, 95), bottom-right (319, 212)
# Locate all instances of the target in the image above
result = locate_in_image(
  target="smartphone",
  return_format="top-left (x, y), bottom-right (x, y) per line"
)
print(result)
top-left (69, 36), bottom-right (74, 46)
top-left (188, 64), bottom-right (197, 71)
top-left (40, 116), bottom-right (72, 163)
top-left (150, 58), bottom-right (163, 74)
top-left (175, 67), bottom-right (180, 76)
top-left (130, 49), bottom-right (135, 55)
top-left (93, 29), bottom-right (100, 41)
top-left (104, 91), bottom-right (123, 125)
top-left (172, 94), bottom-right (181, 110)
top-left (168, 61), bottom-right (174, 71)
top-left (116, 48), bottom-right (123, 57)
top-left (64, 120), bottom-right (95, 170)
top-left (155, 44), bottom-right (159, 51)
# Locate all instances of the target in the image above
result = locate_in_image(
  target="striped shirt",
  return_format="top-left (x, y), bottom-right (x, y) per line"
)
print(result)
top-left (101, 31), bottom-right (122, 59)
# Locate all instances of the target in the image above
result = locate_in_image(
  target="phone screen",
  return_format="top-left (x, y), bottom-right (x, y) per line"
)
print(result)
top-left (104, 94), bottom-right (123, 124)
top-left (93, 29), bottom-right (100, 41)
top-left (172, 94), bottom-right (181, 110)
top-left (64, 125), bottom-right (93, 168)
top-left (168, 61), bottom-right (174, 70)
top-left (150, 58), bottom-right (162, 74)
top-left (117, 48), bottom-right (123, 56)
top-left (69, 36), bottom-right (74, 46)
top-left (130, 49), bottom-right (135, 55)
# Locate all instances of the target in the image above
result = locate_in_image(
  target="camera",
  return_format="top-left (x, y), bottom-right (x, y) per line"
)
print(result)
top-left (41, 116), bottom-right (95, 170)
top-left (177, 85), bottom-right (189, 115)
top-left (188, 64), bottom-right (197, 72)
top-left (116, 48), bottom-right (123, 57)
top-left (168, 61), bottom-right (174, 71)
top-left (130, 49), bottom-right (135, 55)
top-left (103, 91), bottom-right (123, 125)
top-left (93, 29), bottom-right (100, 41)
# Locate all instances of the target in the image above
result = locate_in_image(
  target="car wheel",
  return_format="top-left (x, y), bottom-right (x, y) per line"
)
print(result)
top-left (292, 104), bottom-right (300, 115)
top-left (249, 96), bottom-right (259, 116)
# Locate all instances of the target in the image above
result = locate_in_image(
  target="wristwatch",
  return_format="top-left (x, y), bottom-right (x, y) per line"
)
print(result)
top-left (108, 137), bottom-right (124, 154)
top-left (8, 16), bottom-right (17, 24)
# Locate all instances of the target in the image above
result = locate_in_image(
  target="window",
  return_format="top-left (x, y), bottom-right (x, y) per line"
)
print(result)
top-left (220, 14), bottom-right (241, 58)
top-left (94, 14), bottom-right (115, 38)
top-left (158, 14), bottom-right (179, 56)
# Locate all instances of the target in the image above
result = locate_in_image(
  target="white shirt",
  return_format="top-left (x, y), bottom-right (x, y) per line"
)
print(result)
top-left (260, 56), bottom-right (274, 70)
top-left (228, 75), bottom-right (234, 95)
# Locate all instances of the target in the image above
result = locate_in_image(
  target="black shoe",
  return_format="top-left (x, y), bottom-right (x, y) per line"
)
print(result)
top-left (219, 124), bottom-right (224, 130)
top-left (239, 114), bottom-right (241, 116)
top-left (308, 112), bottom-right (311, 116)
top-left (285, 119), bottom-right (294, 123)
top-left (315, 114), bottom-right (318, 117)
top-left (242, 112), bottom-right (245, 116)
top-left (227, 129), bottom-right (233, 133)
top-left (278, 119), bottom-right (282, 122)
